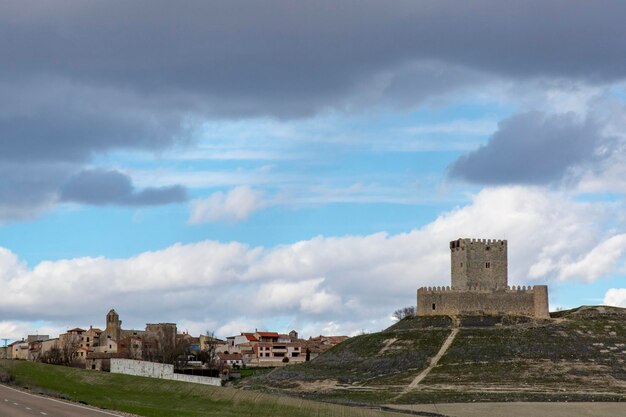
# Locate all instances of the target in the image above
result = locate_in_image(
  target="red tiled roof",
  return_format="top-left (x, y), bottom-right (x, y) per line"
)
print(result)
top-left (244, 334), bottom-right (258, 341)
top-left (257, 332), bottom-right (279, 337)
top-left (218, 353), bottom-right (243, 361)
top-left (67, 328), bottom-right (86, 333)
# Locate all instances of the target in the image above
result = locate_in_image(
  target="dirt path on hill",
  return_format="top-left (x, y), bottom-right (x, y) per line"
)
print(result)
top-left (400, 316), bottom-right (460, 395)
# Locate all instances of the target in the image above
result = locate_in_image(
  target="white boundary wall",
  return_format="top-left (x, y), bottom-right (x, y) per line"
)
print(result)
top-left (110, 358), bottom-right (221, 386)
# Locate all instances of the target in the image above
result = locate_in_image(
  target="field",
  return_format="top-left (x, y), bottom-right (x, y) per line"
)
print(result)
top-left (0, 360), bottom-right (405, 417)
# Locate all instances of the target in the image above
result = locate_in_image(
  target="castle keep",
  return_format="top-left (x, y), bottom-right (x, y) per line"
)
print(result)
top-left (417, 238), bottom-right (549, 318)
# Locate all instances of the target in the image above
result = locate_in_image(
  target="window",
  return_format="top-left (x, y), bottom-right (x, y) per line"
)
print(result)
top-left (460, 262), bottom-right (463, 267)
top-left (87, 337), bottom-right (90, 342)
top-left (432, 303), bottom-right (436, 310)
top-left (485, 262), bottom-right (491, 268)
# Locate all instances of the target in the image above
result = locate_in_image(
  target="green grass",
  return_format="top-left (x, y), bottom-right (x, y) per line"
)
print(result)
top-left (0, 360), bottom-right (405, 417)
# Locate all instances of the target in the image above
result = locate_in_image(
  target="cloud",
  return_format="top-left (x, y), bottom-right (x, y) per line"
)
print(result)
top-left (2, 186), bottom-right (625, 338)
top-left (189, 186), bottom-right (266, 224)
top-left (3, 1), bottom-right (626, 118)
top-left (558, 235), bottom-right (626, 282)
top-left (3, 1), bottom-right (626, 218)
top-left (449, 112), bottom-right (608, 185)
top-left (60, 169), bottom-right (187, 206)
top-left (0, 162), bottom-right (72, 221)
top-left (603, 288), bottom-right (626, 308)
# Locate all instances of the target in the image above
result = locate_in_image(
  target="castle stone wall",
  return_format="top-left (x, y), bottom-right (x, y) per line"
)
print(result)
top-left (416, 285), bottom-right (549, 318)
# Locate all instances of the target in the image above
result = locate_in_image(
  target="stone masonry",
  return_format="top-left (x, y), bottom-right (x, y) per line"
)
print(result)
top-left (417, 238), bottom-right (549, 318)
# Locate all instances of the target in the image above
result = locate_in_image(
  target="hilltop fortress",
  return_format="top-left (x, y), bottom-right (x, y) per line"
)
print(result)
top-left (417, 238), bottom-right (549, 318)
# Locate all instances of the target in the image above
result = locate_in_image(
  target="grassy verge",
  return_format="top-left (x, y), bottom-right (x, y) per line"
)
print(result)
top-left (0, 360), bottom-right (404, 417)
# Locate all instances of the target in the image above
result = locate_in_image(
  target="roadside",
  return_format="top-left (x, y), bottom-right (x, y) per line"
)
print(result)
top-left (386, 402), bottom-right (626, 417)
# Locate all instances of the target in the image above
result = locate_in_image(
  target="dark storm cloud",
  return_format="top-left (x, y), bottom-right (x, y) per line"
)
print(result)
top-left (0, 163), bottom-right (72, 221)
top-left (2, 0), bottom-right (626, 118)
top-left (1, 0), bottom-right (626, 217)
top-left (448, 112), bottom-right (607, 185)
top-left (0, 79), bottom-right (185, 162)
top-left (60, 169), bottom-right (187, 206)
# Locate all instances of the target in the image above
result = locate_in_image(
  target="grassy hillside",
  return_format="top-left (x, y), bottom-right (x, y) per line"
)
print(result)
top-left (248, 306), bottom-right (626, 405)
top-left (0, 360), bottom-right (405, 417)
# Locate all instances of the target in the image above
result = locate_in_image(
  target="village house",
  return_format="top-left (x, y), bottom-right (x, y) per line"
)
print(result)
top-left (199, 334), bottom-right (228, 354)
top-left (21, 335), bottom-right (50, 361)
top-left (217, 352), bottom-right (244, 369)
top-left (8, 339), bottom-right (29, 360)
top-left (224, 329), bottom-right (347, 367)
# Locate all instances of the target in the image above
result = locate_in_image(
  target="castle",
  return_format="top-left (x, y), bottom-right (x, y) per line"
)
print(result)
top-left (417, 238), bottom-right (549, 318)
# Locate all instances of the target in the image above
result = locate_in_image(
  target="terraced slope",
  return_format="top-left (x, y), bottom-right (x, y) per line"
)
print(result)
top-left (249, 306), bottom-right (626, 405)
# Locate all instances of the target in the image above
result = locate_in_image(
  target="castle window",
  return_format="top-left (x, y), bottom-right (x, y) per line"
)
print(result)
top-left (460, 262), bottom-right (463, 267)
top-left (432, 303), bottom-right (436, 310)
top-left (485, 262), bottom-right (491, 268)
top-left (485, 246), bottom-right (490, 251)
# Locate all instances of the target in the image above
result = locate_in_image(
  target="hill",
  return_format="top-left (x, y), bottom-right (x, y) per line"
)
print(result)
top-left (245, 306), bottom-right (626, 405)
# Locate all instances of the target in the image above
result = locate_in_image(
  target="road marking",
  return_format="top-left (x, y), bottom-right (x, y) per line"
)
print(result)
top-left (40, 412), bottom-right (47, 415)
top-left (26, 406), bottom-right (31, 410)
top-left (0, 384), bottom-right (124, 416)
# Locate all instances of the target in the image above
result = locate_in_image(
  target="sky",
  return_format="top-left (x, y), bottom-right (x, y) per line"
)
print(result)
top-left (1, 0), bottom-right (626, 341)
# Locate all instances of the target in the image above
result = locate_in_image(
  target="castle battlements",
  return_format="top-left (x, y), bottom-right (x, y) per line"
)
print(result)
top-left (417, 238), bottom-right (549, 318)
top-left (418, 285), bottom-right (541, 293)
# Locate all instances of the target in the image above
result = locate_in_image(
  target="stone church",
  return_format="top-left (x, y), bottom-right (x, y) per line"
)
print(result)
top-left (417, 238), bottom-right (549, 318)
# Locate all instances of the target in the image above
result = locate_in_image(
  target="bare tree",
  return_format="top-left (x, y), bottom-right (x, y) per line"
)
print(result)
top-left (392, 306), bottom-right (416, 320)
top-left (60, 335), bottom-right (80, 365)
top-left (197, 330), bottom-right (218, 369)
top-left (174, 338), bottom-right (192, 368)
top-left (40, 346), bottom-right (64, 365)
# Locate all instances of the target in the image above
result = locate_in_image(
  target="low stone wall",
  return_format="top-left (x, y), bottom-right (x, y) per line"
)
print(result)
top-left (416, 285), bottom-right (549, 318)
top-left (110, 358), bottom-right (221, 386)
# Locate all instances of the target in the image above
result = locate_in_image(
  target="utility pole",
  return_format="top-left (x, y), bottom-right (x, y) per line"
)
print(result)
top-left (2, 338), bottom-right (8, 347)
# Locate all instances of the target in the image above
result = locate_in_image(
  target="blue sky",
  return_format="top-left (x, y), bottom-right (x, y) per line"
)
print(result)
top-left (1, 1), bottom-right (626, 341)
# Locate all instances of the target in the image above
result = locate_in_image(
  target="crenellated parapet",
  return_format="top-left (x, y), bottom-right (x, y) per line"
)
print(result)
top-left (418, 285), bottom-right (539, 293)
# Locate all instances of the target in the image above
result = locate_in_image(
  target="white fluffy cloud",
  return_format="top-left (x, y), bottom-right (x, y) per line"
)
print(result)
top-left (189, 186), bottom-right (266, 223)
top-left (603, 288), bottom-right (626, 308)
top-left (2, 186), bottom-right (625, 339)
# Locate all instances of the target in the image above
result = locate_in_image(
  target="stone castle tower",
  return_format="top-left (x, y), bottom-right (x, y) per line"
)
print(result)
top-left (417, 238), bottom-right (549, 318)
top-left (450, 238), bottom-right (507, 290)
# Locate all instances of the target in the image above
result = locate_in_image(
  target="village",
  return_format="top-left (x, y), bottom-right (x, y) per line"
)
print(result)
top-left (0, 308), bottom-right (348, 378)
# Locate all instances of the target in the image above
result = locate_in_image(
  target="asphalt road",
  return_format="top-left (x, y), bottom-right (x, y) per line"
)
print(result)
top-left (0, 384), bottom-right (125, 417)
